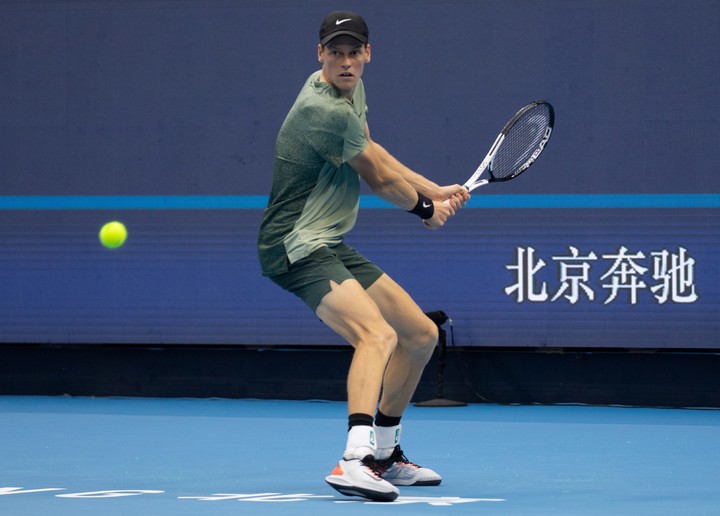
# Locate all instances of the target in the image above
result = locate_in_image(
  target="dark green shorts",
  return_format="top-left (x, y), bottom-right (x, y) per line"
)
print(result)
top-left (268, 243), bottom-right (384, 312)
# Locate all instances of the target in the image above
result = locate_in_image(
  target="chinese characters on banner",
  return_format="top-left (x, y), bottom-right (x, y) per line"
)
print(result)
top-left (505, 246), bottom-right (698, 305)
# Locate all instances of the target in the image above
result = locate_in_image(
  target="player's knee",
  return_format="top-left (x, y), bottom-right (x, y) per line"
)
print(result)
top-left (362, 325), bottom-right (398, 359)
top-left (380, 326), bottom-right (399, 357)
top-left (419, 319), bottom-right (439, 351)
top-left (403, 318), bottom-right (438, 356)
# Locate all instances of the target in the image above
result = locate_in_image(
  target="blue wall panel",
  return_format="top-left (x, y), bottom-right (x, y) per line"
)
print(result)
top-left (1, 1), bottom-right (718, 348)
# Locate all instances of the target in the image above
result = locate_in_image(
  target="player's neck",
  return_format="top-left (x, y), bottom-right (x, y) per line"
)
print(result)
top-left (319, 71), bottom-right (355, 100)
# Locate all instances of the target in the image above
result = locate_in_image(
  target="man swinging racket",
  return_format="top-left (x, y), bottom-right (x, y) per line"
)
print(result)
top-left (257, 11), bottom-right (469, 502)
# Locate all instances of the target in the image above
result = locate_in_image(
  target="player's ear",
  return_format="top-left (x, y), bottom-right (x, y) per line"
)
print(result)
top-left (365, 43), bottom-right (371, 63)
top-left (317, 43), bottom-right (324, 63)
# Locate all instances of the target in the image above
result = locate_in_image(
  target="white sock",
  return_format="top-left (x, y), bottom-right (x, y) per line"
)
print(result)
top-left (374, 424), bottom-right (402, 460)
top-left (344, 425), bottom-right (376, 460)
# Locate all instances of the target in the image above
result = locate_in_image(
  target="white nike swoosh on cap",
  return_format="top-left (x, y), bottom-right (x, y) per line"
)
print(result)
top-left (335, 18), bottom-right (352, 25)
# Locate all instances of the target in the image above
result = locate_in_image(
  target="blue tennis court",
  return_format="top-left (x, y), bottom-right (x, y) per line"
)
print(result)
top-left (2, 396), bottom-right (718, 515)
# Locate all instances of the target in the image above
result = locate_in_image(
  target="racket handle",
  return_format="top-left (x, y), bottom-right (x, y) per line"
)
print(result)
top-left (465, 179), bottom-right (488, 192)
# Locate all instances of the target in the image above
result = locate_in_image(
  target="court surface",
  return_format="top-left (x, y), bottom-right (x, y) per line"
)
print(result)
top-left (1, 396), bottom-right (718, 515)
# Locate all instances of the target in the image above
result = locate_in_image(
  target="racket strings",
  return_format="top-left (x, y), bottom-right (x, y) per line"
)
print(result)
top-left (492, 105), bottom-right (552, 179)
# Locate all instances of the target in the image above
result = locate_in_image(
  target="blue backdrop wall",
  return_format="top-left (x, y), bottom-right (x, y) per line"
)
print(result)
top-left (1, 0), bottom-right (718, 348)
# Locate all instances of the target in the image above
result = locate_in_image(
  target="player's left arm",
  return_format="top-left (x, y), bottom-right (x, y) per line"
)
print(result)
top-left (365, 124), bottom-right (469, 206)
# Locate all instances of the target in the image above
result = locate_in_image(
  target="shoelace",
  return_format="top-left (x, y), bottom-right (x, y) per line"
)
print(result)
top-left (375, 446), bottom-right (421, 471)
top-left (360, 455), bottom-right (388, 478)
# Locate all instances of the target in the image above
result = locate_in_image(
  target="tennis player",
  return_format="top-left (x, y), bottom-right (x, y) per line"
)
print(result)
top-left (257, 11), bottom-right (469, 502)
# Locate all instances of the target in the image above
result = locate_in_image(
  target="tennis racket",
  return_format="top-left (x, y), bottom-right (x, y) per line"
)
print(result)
top-left (463, 100), bottom-right (554, 191)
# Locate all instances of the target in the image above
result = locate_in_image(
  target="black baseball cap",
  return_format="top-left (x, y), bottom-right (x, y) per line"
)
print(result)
top-left (319, 11), bottom-right (369, 46)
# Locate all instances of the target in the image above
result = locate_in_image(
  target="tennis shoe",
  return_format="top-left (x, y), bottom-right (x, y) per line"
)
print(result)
top-left (325, 454), bottom-right (399, 502)
top-left (375, 446), bottom-right (442, 486)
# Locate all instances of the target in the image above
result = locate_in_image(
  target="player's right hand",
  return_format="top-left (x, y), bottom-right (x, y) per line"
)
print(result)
top-left (423, 199), bottom-right (457, 230)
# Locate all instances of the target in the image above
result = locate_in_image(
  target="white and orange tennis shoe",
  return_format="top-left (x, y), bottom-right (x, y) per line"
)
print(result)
top-left (325, 454), bottom-right (400, 502)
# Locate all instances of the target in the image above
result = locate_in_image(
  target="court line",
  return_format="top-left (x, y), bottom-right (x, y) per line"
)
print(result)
top-left (0, 194), bottom-right (718, 210)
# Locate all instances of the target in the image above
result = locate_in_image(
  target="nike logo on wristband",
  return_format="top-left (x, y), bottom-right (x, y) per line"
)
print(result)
top-left (423, 201), bottom-right (432, 208)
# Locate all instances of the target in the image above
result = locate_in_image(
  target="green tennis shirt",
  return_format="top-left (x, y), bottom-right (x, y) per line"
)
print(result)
top-left (257, 71), bottom-right (369, 276)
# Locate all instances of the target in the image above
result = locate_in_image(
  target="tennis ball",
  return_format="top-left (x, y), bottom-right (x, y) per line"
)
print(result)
top-left (99, 221), bottom-right (127, 249)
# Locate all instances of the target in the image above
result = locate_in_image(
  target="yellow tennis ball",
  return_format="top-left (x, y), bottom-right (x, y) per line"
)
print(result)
top-left (99, 221), bottom-right (127, 249)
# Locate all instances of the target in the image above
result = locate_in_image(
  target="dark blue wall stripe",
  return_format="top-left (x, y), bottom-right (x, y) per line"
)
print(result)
top-left (0, 194), bottom-right (718, 210)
